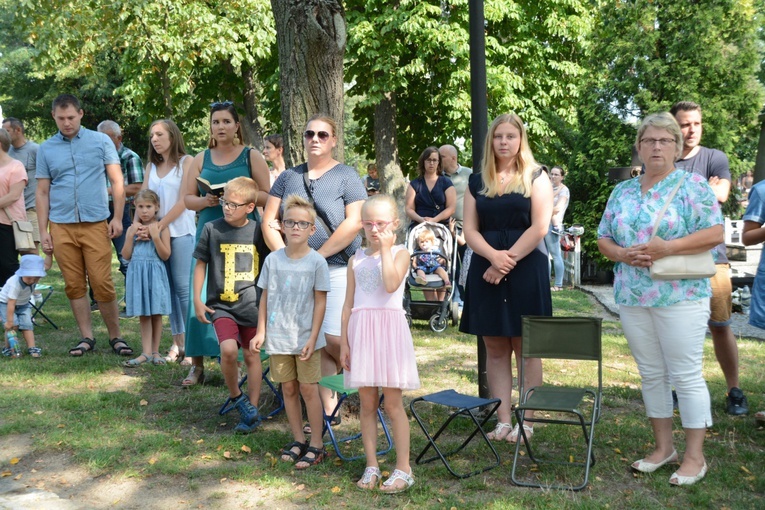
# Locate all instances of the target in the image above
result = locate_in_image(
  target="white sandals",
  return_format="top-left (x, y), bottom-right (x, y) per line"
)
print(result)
top-left (487, 422), bottom-right (513, 441)
top-left (508, 423), bottom-right (534, 443)
top-left (381, 469), bottom-right (415, 494)
top-left (357, 466), bottom-right (382, 490)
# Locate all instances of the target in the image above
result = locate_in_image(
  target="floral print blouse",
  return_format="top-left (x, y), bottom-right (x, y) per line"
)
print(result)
top-left (598, 169), bottom-right (723, 307)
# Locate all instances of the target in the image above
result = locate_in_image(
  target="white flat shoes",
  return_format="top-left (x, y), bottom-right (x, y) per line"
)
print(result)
top-left (631, 450), bottom-right (678, 473)
top-left (669, 462), bottom-right (708, 486)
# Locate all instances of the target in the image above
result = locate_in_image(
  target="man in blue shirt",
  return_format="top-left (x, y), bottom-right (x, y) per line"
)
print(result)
top-left (36, 94), bottom-right (134, 358)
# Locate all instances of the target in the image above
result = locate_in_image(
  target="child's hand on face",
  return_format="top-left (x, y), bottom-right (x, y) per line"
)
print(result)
top-left (378, 227), bottom-right (395, 250)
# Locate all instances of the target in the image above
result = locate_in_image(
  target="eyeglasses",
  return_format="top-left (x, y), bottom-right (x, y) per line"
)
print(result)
top-left (640, 138), bottom-right (676, 147)
top-left (219, 198), bottom-right (249, 210)
top-left (304, 130), bottom-right (331, 142)
top-left (361, 220), bottom-right (394, 230)
top-left (425, 158), bottom-right (440, 164)
top-left (210, 100), bottom-right (234, 109)
top-left (282, 219), bottom-right (314, 230)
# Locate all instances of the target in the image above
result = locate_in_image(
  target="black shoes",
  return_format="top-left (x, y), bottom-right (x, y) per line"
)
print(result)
top-left (726, 387), bottom-right (749, 416)
top-left (673, 387), bottom-right (748, 416)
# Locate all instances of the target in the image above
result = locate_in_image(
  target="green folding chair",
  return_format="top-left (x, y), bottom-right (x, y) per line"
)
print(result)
top-left (318, 374), bottom-right (393, 462)
top-left (511, 316), bottom-right (603, 491)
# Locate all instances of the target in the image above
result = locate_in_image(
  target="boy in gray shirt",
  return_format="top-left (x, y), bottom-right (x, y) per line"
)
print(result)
top-left (253, 195), bottom-right (330, 469)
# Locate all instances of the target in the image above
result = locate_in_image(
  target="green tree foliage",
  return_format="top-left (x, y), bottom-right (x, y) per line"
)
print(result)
top-left (346, 0), bottom-right (593, 176)
top-left (571, 0), bottom-right (764, 268)
top-left (8, 0), bottom-right (276, 151)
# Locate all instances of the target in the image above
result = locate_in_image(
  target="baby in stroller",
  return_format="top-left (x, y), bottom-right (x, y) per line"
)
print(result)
top-left (413, 229), bottom-right (451, 288)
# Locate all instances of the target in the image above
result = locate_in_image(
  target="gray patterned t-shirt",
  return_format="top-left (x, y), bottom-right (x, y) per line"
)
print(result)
top-left (257, 248), bottom-right (331, 353)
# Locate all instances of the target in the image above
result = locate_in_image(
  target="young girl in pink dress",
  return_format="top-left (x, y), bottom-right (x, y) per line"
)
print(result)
top-left (340, 194), bottom-right (420, 494)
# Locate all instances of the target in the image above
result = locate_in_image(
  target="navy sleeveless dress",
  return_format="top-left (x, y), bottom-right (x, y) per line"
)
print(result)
top-left (459, 172), bottom-right (552, 337)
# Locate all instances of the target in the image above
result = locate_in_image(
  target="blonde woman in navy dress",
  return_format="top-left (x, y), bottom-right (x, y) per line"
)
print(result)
top-left (459, 113), bottom-right (553, 443)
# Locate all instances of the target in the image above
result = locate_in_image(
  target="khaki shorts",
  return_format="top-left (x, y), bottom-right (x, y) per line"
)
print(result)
top-left (270, 351), bottom-right (322, 384)
top-left (50, 221), bottom-right (117, 301)
top-left (709, 263), bottom-right (732, 327)
top-left (26, 208), bottom-right (40, 243)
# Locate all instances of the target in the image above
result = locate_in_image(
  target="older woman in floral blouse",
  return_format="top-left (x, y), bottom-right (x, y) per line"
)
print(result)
top-left (598, 112), bottom-right (723, 487)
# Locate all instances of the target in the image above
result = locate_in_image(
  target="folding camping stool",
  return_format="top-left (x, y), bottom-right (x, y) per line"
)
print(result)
top-left (30, 284), bottom-right (58, 329)
top-left (318, 374), bottom-right (393, 462)
top-left (511, 316), bottom-right (603, 491)
top-left (219, 351), bottom-right (284, 420)
top-left (410, 389), bottom-right (501, 478)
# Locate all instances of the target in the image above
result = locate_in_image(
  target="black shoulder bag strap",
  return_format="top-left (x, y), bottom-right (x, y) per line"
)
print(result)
top-left (301, 164), bottom-right (350, 263)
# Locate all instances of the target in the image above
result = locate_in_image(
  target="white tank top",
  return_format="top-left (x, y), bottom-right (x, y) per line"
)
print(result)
top-left (147, 156), bottom-right (196, 238)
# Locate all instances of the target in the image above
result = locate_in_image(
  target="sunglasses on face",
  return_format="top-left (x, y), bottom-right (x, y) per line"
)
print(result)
top-left (304, 130), bottom-right (331, 142)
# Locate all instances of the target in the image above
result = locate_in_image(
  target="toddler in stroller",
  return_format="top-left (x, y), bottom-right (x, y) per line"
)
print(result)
top-left (413, 229), bottom-right (451, 288)
top-left (404, 222), bottom-right (459, 332)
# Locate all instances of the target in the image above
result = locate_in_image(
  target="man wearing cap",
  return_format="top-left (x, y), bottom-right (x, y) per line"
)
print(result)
top-left (36, 94), bottom-right (134, 358)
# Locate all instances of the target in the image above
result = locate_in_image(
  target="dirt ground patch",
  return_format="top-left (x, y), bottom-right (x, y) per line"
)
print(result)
top-left (0, 434), bottom-right (301, 510)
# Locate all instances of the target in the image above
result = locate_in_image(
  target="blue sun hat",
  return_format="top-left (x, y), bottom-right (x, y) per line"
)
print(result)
top-left (16, 254), bottom-right (46, 278)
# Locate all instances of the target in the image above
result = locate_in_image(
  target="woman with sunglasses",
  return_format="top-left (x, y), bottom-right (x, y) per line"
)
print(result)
top-left (262, 113), bottom-right (367, 430)
top-left (181, 101), bottom-right (270, 387)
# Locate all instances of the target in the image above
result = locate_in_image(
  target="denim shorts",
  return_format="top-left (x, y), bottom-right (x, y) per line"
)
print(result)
top-left (0, 302), bottom-right (33, 330)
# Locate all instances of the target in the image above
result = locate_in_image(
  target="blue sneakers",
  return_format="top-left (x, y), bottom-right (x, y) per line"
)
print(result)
top-left (232, 393), bottom-right (261, 432)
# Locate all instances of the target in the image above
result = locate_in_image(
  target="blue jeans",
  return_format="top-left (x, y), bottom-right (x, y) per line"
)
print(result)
top-left (0, 302), bottom-right (33, 330)
top-left (544, 225), bottom-right (565, 287)
top-left (166, 234), bottom-right (194, 336)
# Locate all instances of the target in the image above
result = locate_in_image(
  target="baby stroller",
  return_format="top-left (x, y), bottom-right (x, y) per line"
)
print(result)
top-left (404, 221), bottom-right (460, 332)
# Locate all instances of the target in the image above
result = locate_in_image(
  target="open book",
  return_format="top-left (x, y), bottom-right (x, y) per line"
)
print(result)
top-left (196, 176), bottom-right (226, 197)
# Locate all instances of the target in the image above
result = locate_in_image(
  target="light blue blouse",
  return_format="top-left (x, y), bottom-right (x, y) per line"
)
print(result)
top-left (598, 170), bottom-right (722, 307)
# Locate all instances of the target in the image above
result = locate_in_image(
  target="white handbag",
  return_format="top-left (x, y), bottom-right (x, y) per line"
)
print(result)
top-left (648, 174), bottom-right (716, 281)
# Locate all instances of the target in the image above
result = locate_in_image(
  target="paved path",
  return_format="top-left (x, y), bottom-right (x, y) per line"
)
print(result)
top-left (579, 284), bottom-right (765, 340)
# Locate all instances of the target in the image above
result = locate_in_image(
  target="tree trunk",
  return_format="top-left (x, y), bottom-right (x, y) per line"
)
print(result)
top-left (241, 63), bottom-right (264, 149)
top-left (271, 0), bottom-right (346, 167)
top-left (159, 66), bottom-right (173, 118)
top-left (374, 90), bottom-right (408, 231)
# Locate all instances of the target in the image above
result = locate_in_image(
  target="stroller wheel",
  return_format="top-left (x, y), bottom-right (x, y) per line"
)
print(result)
top-left (451, 301), bottom-right (461, 325)
top-left (429, 313), bottom-right (448, 333)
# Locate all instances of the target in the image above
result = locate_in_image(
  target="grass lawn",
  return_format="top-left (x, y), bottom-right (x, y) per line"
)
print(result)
top-left (0, 261), bottom-right (764, 509)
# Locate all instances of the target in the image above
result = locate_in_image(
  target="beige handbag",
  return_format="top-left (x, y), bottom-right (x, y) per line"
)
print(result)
top-left (3, 207), bottom-right (36, 252)
top-left (648, 174), bottom-right (716, 280)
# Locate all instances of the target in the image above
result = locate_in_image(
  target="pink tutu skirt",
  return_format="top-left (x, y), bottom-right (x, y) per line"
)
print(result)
top-left (344, 307), bottom-right (420, 390)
